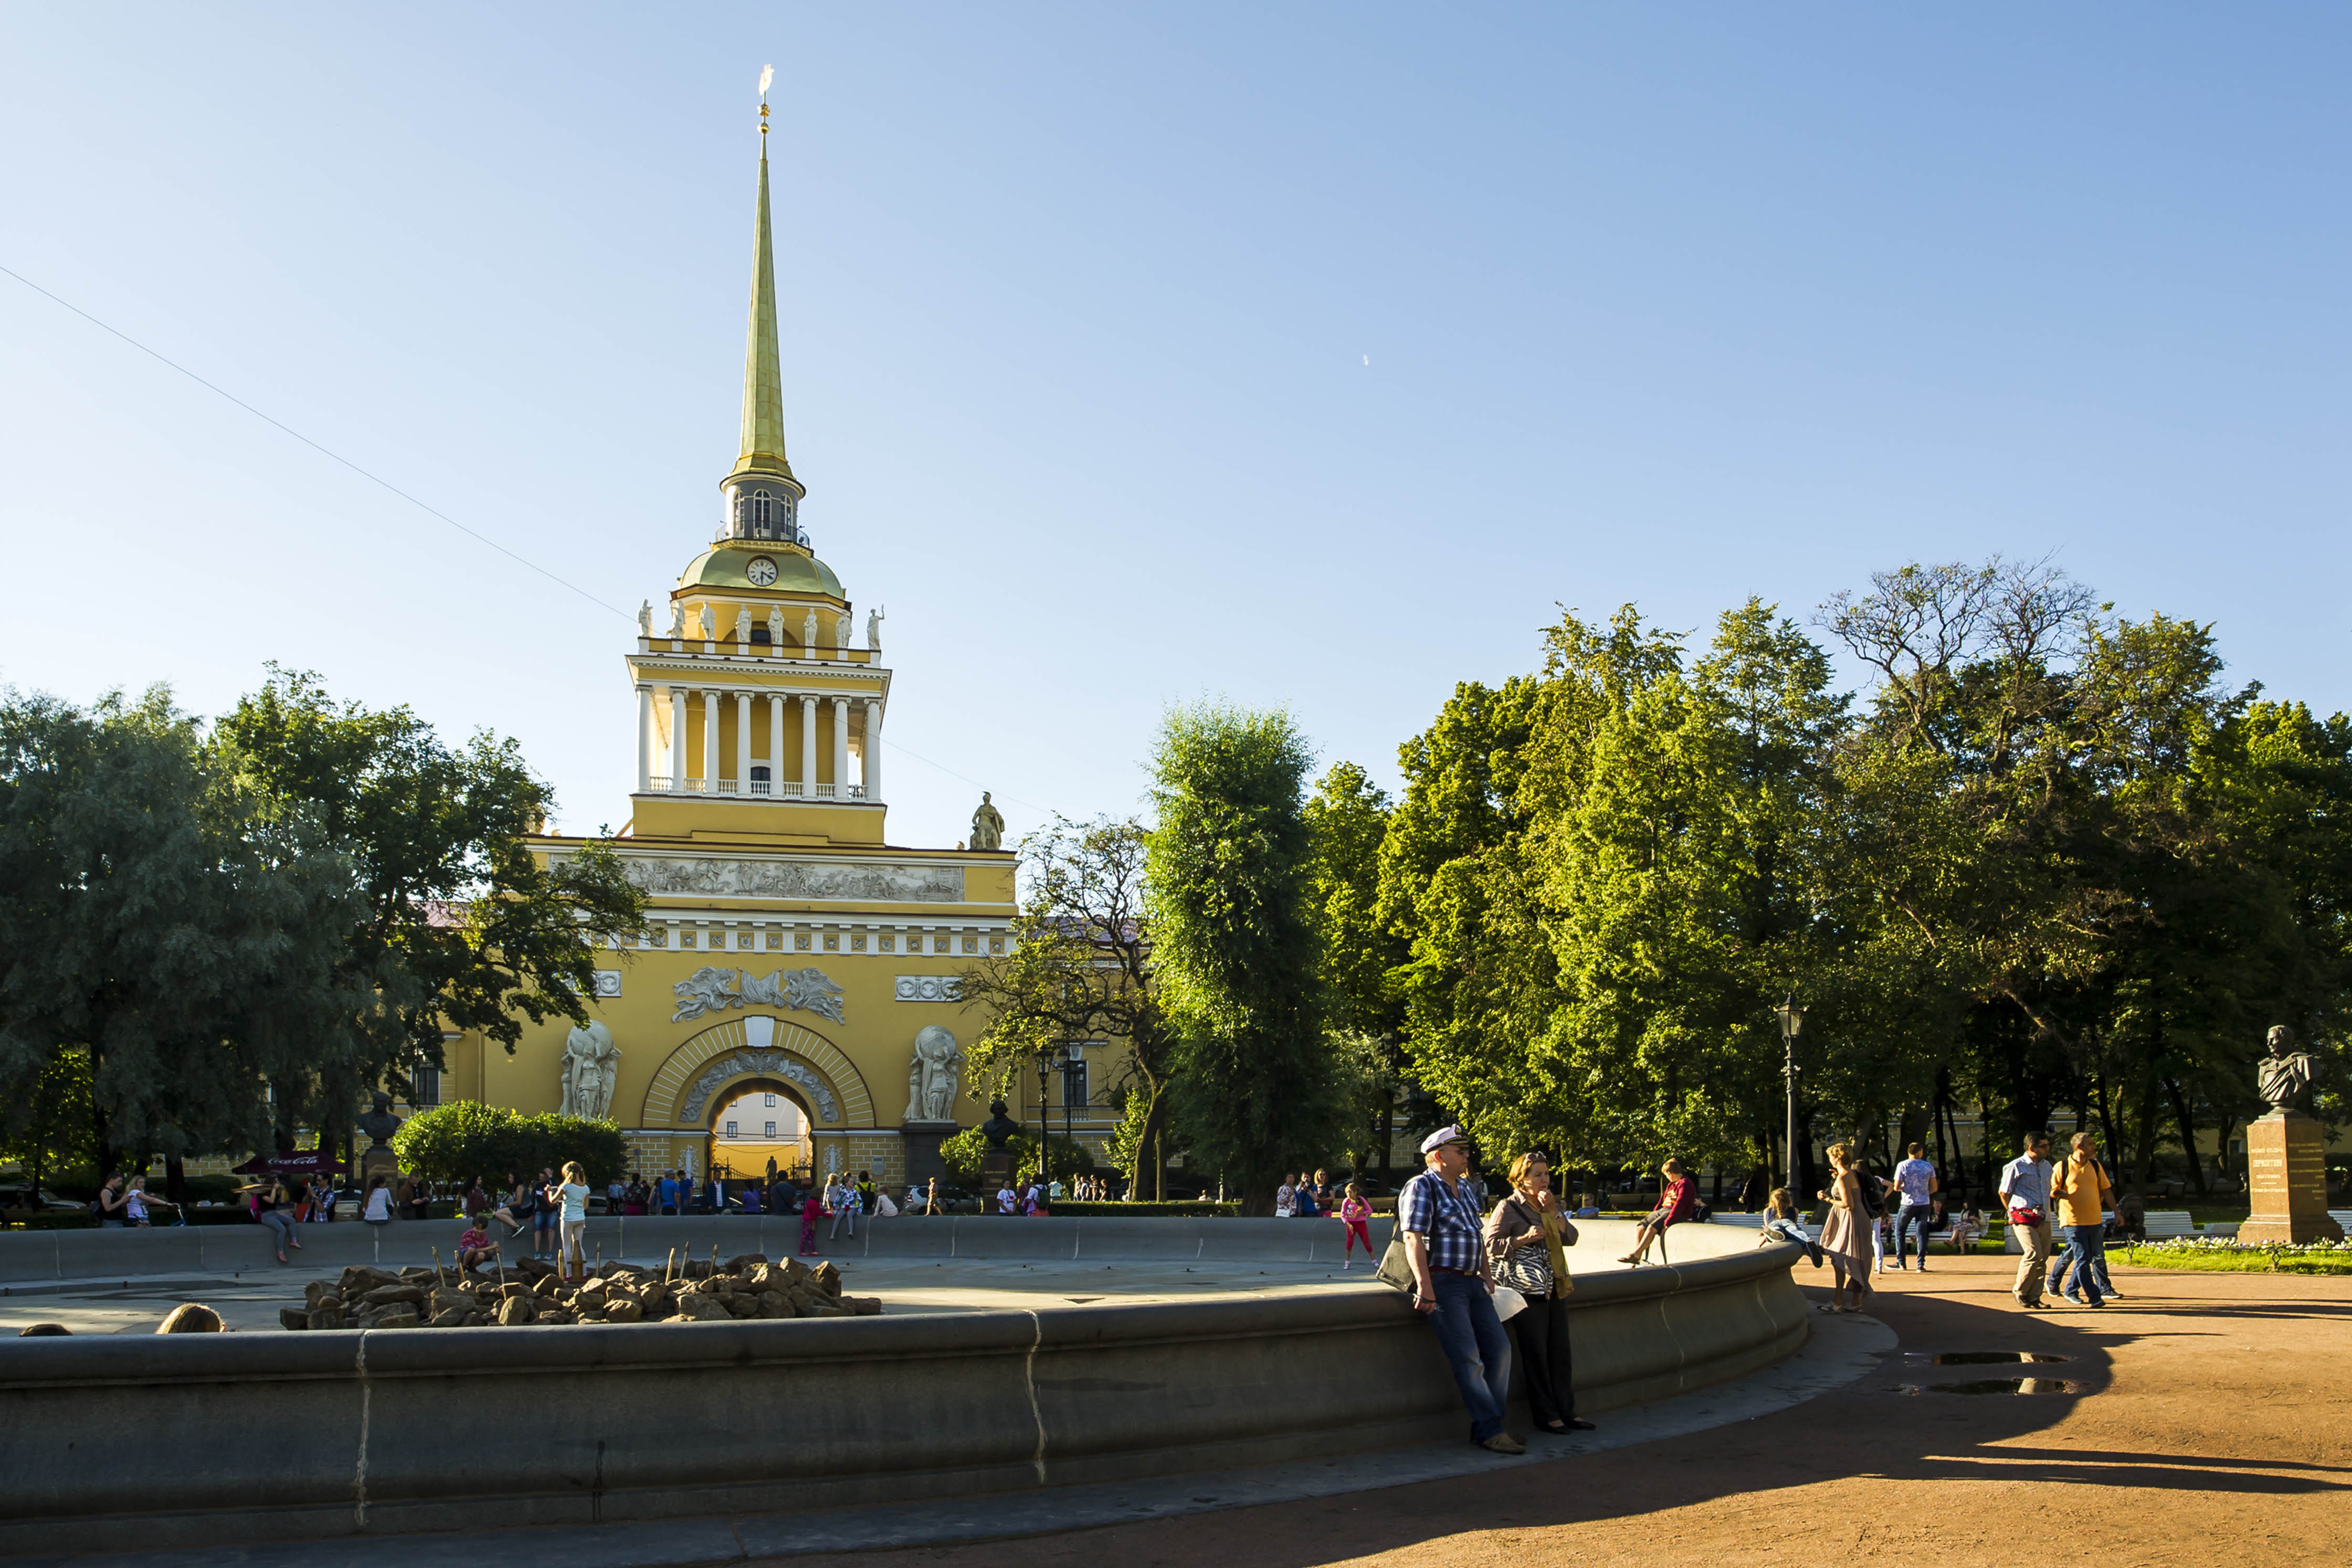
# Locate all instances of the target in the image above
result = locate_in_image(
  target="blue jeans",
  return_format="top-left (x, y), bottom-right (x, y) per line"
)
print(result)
top-left (1896, 1204), bottom-right (1936, 1265)
top-left (1426, 1271), bottom-right (1513, 1442)
top-left (2049, 1225), bottom-right (2105, 1304)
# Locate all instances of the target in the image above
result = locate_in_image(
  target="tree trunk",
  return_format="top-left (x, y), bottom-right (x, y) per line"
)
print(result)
top-left (2093, 1076), bottom-right (2123, 1172)
top-left (164, 1155), bottom-right (187, 1205)
top-left (1377, 1084), bottom-right (1396, 1182)
top-left (1794, 1109), bottom-right (1817, 1208)
top-left (2163, 1076), bottom-right (2207, 1196)
top-left (2132, 1085), bottom-right (2158, 1189)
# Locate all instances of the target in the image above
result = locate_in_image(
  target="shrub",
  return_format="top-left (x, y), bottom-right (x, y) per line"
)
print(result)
top-left (392, 1102), bottom-right (627, 1186)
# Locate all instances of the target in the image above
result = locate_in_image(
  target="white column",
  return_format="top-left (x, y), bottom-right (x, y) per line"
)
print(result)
top-left (800, 694), bottom-right (818, 796)
top-left (701, 689), bottom-right (720, 792)
top-left (668, 687), bottom-right (687, 793)
top-left (636, 685), bottom-right (653, 794)
top-left (768, 694), bottom-right (785, 798)
top-left (831, 696), bottom-right (850, 800)
top-left (735, 691), bottom-right (752, 796)
top-left (862, 698), bottom-right (882, 801)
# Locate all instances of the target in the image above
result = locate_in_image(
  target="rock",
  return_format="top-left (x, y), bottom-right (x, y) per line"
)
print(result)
top-left (723, 1254), bottom-right (768, 1273)
top-left (280, 1307), bottom-right (311, 1331)
top-left (429, 1306), bottom-right (470, 1328)
top-left (497, 1296), bottom-right (535, 1327)
top-left (499, 1282), bottom-right (535, 1300)
top-left (429, 1290), bottom-right (469, 1318)
top-left (340, 1265), bottom-right (403, 1297)
top-left (532, 1275), bottom-right (562, 1299)
top-left (360, 1284), bottom-right (427, 1308)
top-left (845, 1296), bottom-right (882, 1317)
top-left (603, 1298), bottom-right (644, 1324)
top-left (538, 1307), bottom-right (575, 1325)
top-left (307, 1306), bottom-right (345, 1331)
top-left (398, 1266), bottom-right (438, 1283)
top-left (371, 1307), bottom-right (420, 1330)
top-left (518, 1257), bottom-right (555, 1283)
top-left (680, 1294), bottom-right (731, 1322)
top-left (798, 1300), bottom-right (843, 1319)
top-left (17, 1323), bottom-right (72, 1336)
top-left (755, 1291), bottom-right (792, 1319)
top-left (781, 1258), bottom-right (811, 1286)
top-left (303, 1280), bottom-right (334, 1308)
top-left (811, 1262), bottom-right (842, 1298)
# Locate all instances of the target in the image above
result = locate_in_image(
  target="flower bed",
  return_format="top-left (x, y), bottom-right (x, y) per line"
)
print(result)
top-left (2114, 1236), bottom-right (2352, 1274)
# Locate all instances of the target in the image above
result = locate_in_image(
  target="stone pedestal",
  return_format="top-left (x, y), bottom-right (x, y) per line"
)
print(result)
top-left (358, 1145), bottom-right (399, 1192)
top-left (980, 1149), bottom-right (1013, 1206)
top-left (899, 1121), bottom-right (957, 1189)
top-left (2238, 1110), bottom-right (2344, 1245)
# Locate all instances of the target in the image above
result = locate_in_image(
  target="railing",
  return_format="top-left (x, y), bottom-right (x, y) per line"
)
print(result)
top-left (637, 777), bottom-right (875, 802)
top-left (636, 637), bottom-right (876, 665)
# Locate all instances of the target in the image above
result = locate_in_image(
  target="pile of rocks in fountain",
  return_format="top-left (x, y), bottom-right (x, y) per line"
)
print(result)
top-left (278, 1253), bottom-right (881, 1331)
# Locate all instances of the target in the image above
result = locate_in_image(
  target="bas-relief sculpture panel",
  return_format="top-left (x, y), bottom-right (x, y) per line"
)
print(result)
top-left (679, 1048), bottom-right (840, 1125)
top-left (672, 965), bottom-right (846, 1024)
top-left (901, 1025), bottom-right (963, 1124)
top-left (623, 857), bottom-right (967, 904)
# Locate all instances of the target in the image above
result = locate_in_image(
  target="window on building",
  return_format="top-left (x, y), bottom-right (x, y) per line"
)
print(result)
top-left (751, 765), bottom-right (771, 796)
top-left (1061, 1059), bottom-right (1088, 1108)
top-left (763, 1093), bottom-right (777, 1108)
top-left (751, 625), bottom-right (771, 644)
top-left (765, 1121), bottom-right (777, 1139)
top-left (412, 1066), bottom-right (441, 1107)
top-left (724, 1121), bottom-right (739, 1138)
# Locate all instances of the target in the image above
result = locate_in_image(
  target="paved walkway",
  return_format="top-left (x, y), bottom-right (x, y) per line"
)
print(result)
top-left (764, 1254), bottom-right (2350, 1568)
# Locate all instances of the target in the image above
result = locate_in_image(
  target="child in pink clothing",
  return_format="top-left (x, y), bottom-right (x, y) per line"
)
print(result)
top-left (1339, 1183), bottom-right (1374, 1268)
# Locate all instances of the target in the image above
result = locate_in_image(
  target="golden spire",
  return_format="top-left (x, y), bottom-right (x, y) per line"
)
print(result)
top-left (730, 67), bottom-right (794, 486)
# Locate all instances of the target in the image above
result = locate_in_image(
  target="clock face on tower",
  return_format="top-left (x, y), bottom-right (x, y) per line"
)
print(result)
top-left (745, 556), bottom-right (779, 586)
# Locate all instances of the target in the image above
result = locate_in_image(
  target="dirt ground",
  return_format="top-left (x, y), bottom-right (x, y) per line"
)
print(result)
top-left (776, 1253), bottom-right (2352, 1568)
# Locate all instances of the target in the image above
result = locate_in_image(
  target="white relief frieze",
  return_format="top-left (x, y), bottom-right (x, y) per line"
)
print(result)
top-left (672, 965), bottom-right (846, 1024)
top-left (894, 975), bottom-right (962, 1003)
top-left (621, 856), bottom-right (966, 905)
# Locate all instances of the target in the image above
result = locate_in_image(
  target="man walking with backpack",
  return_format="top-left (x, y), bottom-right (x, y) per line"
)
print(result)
top-left (1891, 1142), bottom-right (1939, 1271)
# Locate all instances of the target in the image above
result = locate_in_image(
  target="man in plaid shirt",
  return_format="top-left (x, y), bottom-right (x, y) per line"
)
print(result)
top-left (1400, 1125), bottom-right (1522, 1454)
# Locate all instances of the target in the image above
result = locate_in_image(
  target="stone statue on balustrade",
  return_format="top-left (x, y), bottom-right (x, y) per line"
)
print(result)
top-left (803, 608), bottom-right (818, 652)
top-left (668, 601), bottom-right (687, 638)
top-left (970, 792), bottom-right (1005, 852)
top-left (561, 1020), bottom-right (622, 1120)
top-left (867, 605), bottom-right (884, 651)
top-left (901, 1025), bottom-right (963, 1125)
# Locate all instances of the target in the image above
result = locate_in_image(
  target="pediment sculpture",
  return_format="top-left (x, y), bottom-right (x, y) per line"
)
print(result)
top-left (672, 965), bottom-right (846, 1025)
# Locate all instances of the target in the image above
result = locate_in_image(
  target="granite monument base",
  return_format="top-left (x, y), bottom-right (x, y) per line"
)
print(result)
top-left (2237, 1109), bottom-right (2344, 1245)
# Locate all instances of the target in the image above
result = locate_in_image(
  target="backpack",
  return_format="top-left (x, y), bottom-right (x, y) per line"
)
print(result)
top-left (1857, 1174), bottom-right (1886, 1219)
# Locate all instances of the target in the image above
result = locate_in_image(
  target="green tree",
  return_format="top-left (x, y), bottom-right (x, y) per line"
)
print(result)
top-left (0, 687), bottom-right (375, 1182)
top-left (956, 818), bottom-right (1180, 1195)
top-left (1305, 762), bottom-right (1410, 1174)
top-left (1148, 703), bottom-right (1341, 1211)
top-left (214, 668), bottom-right (647, 1118)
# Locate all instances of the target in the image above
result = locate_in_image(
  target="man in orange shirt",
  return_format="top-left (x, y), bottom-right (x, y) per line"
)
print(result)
top-left (2045, 1131), bottom-right (2116, 1309)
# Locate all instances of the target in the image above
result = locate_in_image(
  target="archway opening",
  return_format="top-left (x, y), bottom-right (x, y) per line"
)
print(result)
top-left (706, 1077), bottom-right (815, 1184)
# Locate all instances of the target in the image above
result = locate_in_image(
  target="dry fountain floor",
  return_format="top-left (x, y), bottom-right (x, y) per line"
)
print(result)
top-left (0, 1255), bottom-right (1386, 1334)
top-left (774, 1253), bottom-right (2352, 1568)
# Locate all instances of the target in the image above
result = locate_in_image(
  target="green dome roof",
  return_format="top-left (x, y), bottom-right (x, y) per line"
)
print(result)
top-left (677, 545), bottom-right (843, 599)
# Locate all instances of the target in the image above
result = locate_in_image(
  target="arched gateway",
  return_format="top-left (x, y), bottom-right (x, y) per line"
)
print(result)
top-left (641, 1014), bottom-right (874, 1132)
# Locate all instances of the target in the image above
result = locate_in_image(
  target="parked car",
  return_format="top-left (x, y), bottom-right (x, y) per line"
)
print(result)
top-left (0, 1184), bottom-right (84, 1212)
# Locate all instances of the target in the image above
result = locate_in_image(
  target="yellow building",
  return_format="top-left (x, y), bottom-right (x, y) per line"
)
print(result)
top-left (438, 115), bottom-right (1041, 1191)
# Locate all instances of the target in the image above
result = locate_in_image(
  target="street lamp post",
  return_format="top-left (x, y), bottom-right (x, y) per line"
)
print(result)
top-left (1060, 1046), bottom-right (1081, 1196)
top-left (1033, 1049), bottom-right (1056, 1200)
top-left (1779, 993), bottom-right (1806, 1196)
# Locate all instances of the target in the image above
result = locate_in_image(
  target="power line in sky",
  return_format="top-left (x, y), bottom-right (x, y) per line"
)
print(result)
top-left (2, 261), bottom-right (1059, 821)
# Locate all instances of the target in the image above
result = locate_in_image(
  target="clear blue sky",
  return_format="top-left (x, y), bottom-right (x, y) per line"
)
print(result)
top-left (4, 7), bottom-right (2345, 847)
